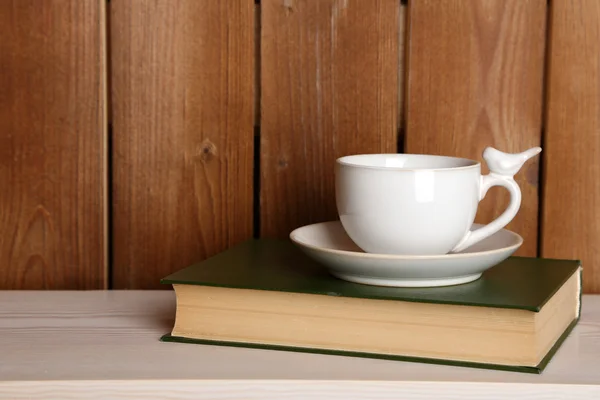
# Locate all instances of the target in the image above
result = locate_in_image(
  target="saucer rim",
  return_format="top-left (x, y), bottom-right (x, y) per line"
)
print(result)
top-left (289, 221), bottom-right (523, 260)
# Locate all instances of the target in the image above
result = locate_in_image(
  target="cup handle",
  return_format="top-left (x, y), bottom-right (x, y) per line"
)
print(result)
top-left (449, 146), bottom-right (542, 253)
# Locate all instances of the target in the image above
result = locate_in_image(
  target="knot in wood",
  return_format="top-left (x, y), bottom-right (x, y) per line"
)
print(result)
top-left (199, 139), bottom-right (217, 162)
top-left (278, 158), bottom-right (289, 169)
top-left (283, 0), bottom-right (294, 12)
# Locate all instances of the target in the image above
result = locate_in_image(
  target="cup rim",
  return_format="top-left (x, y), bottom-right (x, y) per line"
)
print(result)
top-left (336, 153), bottom-right (480, 172)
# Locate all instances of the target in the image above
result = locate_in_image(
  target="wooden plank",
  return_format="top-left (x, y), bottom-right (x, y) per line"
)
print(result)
top-left (0, 0), bottom-right (107, 289)
top-left (2, 381), bottom-right (600, 400)
top-left (404, 0), bottom-right (546, 256)
top-left (255, 3), bottom-right (261, 127)
top-left (541, 0), bottom-right (600, 293)
top-left (110, 0), bottom-right (255, 289)
top-left (1, 291), bottom-right (600, 399)
top-left (399, 5), bottom-right (406, 127)
top-left (260, 0), bottom-right (400, 237)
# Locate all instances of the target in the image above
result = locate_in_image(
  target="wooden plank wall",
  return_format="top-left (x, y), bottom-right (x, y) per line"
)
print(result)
top-left (1, 0), bottom-right (600, 292)
top-left (0, 0), bottom-right (107, 289)
top-left (404, 0), bottom-right (546, 257)
top-left (541, 0), bottom-right (600, 293)
top-left (110, 0), bottom-right (255, 289)
top-left (260, 0), bottom-right (400, 237)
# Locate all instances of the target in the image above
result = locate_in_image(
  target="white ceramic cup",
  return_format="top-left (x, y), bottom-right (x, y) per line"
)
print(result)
top-left (335, 146), bottom-right (541, 255)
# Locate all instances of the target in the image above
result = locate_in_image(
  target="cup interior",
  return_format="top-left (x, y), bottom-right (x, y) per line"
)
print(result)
top-left (337, 154), bottom-right (478, 170)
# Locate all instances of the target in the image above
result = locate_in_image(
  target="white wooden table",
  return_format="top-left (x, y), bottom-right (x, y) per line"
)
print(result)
top-left (1, 290), bottom-right (599, 399)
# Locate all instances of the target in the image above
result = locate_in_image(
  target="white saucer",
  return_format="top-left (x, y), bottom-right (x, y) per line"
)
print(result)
top-left (289, 221), bottom-right (523, 287)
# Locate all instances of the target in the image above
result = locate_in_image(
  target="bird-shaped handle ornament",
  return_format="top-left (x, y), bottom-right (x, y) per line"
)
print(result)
top-left (450, 146), bottom-right (542, 253)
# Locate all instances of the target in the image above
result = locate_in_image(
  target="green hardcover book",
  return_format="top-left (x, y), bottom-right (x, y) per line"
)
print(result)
top-left (160, 238), bottom-right (582, 374)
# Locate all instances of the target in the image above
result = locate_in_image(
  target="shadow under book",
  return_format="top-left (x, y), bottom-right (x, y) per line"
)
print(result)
top-left (160, 238), bottom-right (582, 374)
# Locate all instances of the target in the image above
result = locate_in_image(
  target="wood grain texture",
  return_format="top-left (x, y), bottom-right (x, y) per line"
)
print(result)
top-left (398, 5), bottom-right (406, 127)
top-left (0, 1), bottom-right (107, 289)
top-left (260, 0), bottom-right (400, 237)
top-left (1, 381), bottom-right (599, 400)
top-left (541, 0), bottom-right (600, 293)
top-left (1, 291), bottom-right (600, 399)
top-left (404, 0), bottom-right (546, 256)
top-left (110, 0), bottom-right (254, 289)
